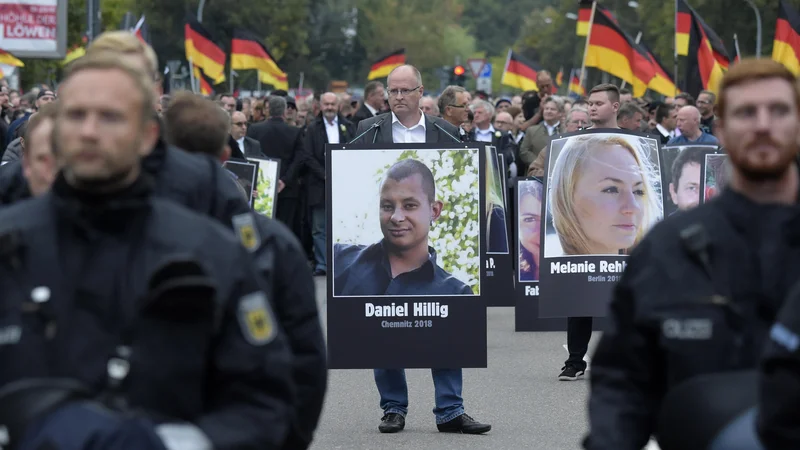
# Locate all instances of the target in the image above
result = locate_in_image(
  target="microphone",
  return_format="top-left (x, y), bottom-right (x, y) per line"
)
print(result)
top-left (434, 122), bottom-right (462, 143)
top-left (348, 117), bottom-right (386, 144)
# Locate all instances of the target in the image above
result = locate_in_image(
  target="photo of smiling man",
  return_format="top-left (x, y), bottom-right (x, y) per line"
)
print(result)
top-left (333, 156), bottom-right (476, 296)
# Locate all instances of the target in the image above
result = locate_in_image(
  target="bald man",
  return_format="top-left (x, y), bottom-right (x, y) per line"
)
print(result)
top-left (667, 105), bottom-right (719, 146)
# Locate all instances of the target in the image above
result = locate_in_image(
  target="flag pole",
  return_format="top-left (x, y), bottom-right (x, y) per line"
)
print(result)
top-left (189, 58), bottom-right (197, 93)
top-left (733, 33), bottom-right (742, 62)
top-left (619, 31), bottom-right (643, 90)
top-left (230, 65), bottom-right (234, 93)
top-left (673, 0), bottom-right (679, 95)
top-left (578, 0), bottom-right (597, 90)
top-left (257, 72), bottom-right (262, 95)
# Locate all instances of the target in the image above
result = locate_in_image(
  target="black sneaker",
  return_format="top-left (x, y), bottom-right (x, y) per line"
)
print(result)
top-left (378, 413), bottom-right (405, 433)
top-left (437, 413), bottom-right (491, 434)
top-left (558, 365), bottom-right (586, 381)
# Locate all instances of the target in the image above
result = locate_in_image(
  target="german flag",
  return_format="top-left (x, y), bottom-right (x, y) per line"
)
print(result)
top-left (184, 16), bottom-right (226, 82)
top-left (555, 67), bottom-right (564, 88)
top-left (0, 49), bottom-right (23, 67)
top-left (367, 49), bottom-right (405, 80)
top-left (500, 49), bottom-right (539, 91)
top-left (585, 9), bottom-right (655, 97)
top-left (569, 69), bottom-right (585, 96)
top-left (640, 41), bottom-right (677, 96)
top-left (677, 0), bottom-right (730, 69)
top-left (684, 5), bottom-right (727, 96)
top-left (576, 0), bottom-right (593, 36)
top-left (676, 0), bottom-right (692, 56)
top-left (259, 69), bottom-right (289, 91)
top-left (231, 30), bottom-right (286, 78)
top-left (193, 65), bottom-right (214, 96)
top-left (773, 0), bottom-right (800, 76)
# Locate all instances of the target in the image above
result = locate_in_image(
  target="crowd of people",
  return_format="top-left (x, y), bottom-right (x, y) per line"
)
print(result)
top-left (1, 24), bottom-right (800, 450)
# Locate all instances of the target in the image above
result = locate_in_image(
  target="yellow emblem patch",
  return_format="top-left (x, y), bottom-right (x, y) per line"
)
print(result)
top-left (232, 213), bottom-right (261, 251)
top-left (237, 291), bottom-right (276, 346)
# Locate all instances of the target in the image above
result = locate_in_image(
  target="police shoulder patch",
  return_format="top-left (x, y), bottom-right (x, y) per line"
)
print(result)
top-left (237, 291), bottom-right (276, 346)
top-left (232, 213), bottom-right (261, 252)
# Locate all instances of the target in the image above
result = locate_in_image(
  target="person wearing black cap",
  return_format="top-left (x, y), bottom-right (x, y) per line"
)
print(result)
top-left (495, 97), bottom-right (511, 113)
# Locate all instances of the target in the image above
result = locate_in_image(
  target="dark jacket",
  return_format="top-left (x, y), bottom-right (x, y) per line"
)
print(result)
top-left (350, 103), bottom-right (376, 128)
top-left (304, 114), bottom-right (355, 207)
top-left (241, 136), bottom-right (264, 158)
top-left (1, 137), bottom-right (23, 164)
top-left (0, 173), bottom-right (294, 449)
top-left (351, 112), bottom-right (460, 145)
top-left (247, 117), bottom-right (307, 199)
top-left (142, 138), bottom-right (252, 228)
top-left (0, 161), bottom-right (29, 206)
top-left (585, 187), bottom-right (800, 450)
top-left (251, 213), bottom-right (327, 450)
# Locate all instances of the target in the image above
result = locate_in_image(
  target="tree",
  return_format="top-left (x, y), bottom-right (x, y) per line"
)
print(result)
top-left (461, 0), bottom-right (556, 55)
top-left (18, 0), bottom-right (134, 88)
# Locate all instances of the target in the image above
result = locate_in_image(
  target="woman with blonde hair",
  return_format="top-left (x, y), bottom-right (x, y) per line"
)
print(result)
top-left (547, 134), bottom-right (662, 256)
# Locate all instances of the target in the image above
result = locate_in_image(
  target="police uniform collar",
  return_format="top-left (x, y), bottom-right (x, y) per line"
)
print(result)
top-left (51, 171), bottom-right (155, 229)
top-left (376, 239), bottom-right (438, 279)
top-left (717, 173), bottom-right (800, 239)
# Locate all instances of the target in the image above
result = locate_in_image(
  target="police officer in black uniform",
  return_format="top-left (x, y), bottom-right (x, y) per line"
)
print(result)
top-left (585, 59), bottom-right (800, 449)
top-left (162, 91), bottom-right (327, 450)
top-left (757, 281), bottom-right (800, 449)
top-left (0, 52), bottom-right (293, 449)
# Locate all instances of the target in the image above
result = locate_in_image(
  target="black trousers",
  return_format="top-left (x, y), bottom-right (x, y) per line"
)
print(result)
top-left (565, 317), bottom-right (593, 370)
top-left (276, 198), bottom-right (298, 233)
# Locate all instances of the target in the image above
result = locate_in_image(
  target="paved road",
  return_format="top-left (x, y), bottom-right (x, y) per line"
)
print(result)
top-left (308, 277), bottom-right (628, 450)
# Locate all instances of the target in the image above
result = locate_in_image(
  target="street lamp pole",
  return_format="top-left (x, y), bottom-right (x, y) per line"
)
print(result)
top-left (743, 0), bottom-right (762, 58)
top-left (198, 0), bottom-right (207, 22)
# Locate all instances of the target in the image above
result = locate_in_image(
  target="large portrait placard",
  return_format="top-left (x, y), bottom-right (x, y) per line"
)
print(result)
top-left (327, 144), bottom-right (487, 369)
top-left (539, 130), bottom-right (663, 318)
top-left (483, 146), bottom-right (515, 307)
top-left (514, 177), bottom-right (566, 331)
top-left (659, 145), bottom-right (719, 215)
top-left (247, 156), bottom-right (281, 218)
top-left (700, 153), bottom-right (729, 204)
top-left (223, 158), bottom-right (259, 206)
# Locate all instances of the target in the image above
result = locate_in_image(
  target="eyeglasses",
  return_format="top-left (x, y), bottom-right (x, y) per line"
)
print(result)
top-left (233, 122), bottom-right (247, 127)
top-left (388, 86), bottom-right (421, 97)
top-left (448, 104), bottom-right (467, 109)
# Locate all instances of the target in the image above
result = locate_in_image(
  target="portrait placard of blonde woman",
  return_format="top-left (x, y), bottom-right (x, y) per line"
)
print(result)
top-left (537, 131), bottom-right (663, 318)
top-left (544, 132), bottom-right (664, 259)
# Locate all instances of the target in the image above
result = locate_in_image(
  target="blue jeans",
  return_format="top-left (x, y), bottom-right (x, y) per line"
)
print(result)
top-left (374, 368), bottom-right (464, 424)
top-left (311, 206), bottom-right (326, 272)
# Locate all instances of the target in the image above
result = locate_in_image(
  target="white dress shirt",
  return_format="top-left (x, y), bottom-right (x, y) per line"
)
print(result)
top-left (544, 121), bottom-right (560, 136)
top-left (391, 111), bottom-right (426, 143)
top-left (656, 123), bottom-right (674, 139)
top-left (365, 103), bottom-right (378, 116)
top-left (474, 125), bottom-right (495, 142)
top-left (324, 116), bottom-right (340, 144)
top-left (236, 137), bottom-right (245, 153)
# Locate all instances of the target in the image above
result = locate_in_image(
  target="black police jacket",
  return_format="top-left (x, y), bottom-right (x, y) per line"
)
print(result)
top-left (585, 186), bottom-right (800, 450)
top-left (248, 213), bottom-right (327, 450)
top-left (0, 161), bottom-right (29, 206)
top-left (757, 281), bottom-right (800, 449)
top-left (0, 173), bottom-right (294, 450)
top-left (143, 138), bottom-right (252, 228)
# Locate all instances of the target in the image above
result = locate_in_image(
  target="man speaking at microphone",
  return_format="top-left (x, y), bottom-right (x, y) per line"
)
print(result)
top-left (349, 64), bottom-right (490, 435)
top-left (351, 65), bottom-right (462, 145)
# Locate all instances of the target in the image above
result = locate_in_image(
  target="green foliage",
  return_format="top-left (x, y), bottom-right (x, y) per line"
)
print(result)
top-left (251, 159), bottom-right (279, 218)
top-left (376, 150), bottom-right (481, 294)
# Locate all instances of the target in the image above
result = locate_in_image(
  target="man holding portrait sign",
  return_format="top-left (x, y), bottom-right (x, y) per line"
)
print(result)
top-left (327, 65), bottom-right (491, 436)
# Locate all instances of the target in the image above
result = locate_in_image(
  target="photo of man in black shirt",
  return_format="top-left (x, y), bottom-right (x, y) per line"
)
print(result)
top-left (333, 158), bottom-right (473, 296)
